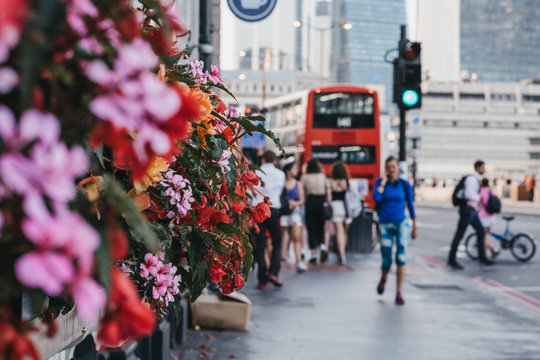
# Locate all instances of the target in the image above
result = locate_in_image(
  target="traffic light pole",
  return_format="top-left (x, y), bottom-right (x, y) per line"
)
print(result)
top-left (398, 25), bottom-right (407, 177)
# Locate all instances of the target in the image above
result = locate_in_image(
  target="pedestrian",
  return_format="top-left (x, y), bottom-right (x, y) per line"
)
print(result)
top-left (447, 160), bottom-right (493, 269)
top-left (527, 174), bottom-right (536, 202)
top-left (252, 150), bottom-right (286, 289)
top-left (373, 156), bottom-right (417, 305)
top-left (280, 161), bottom-right (307, 273)
top-left (329, 161), bottom-right (352, 265)
top-left (479, 178), bottom-right (499, 259)
top-left (301, 159), bottom-right (328, 264)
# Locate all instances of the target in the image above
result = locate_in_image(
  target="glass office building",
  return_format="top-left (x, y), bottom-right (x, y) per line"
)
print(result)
top-left (461, 0), bottom-right (540, 82)
top-left (330, 0), bottom-right (406, 112)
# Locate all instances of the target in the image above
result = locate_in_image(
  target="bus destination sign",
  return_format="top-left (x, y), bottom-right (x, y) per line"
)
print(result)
top-left (311, 145), bottom-right (375, 164)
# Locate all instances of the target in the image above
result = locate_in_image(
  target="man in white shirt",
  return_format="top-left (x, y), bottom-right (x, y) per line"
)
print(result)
top-left (253, 150), bottom-right (286, 289)
top-left (448, 160), bottom-right (493, 269)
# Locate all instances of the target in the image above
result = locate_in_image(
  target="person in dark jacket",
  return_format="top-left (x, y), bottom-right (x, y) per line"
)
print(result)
top-left (372, 156), bottom-right (417, 305)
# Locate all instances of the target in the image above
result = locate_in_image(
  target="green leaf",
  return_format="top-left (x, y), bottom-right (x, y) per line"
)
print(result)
top-left (171, 298), bottom-right (184, 327)
top-left (213, 84), bottom-right (238, 103)
top-left (19, 0), bottom-right (66, 110)
top-left (95, 227), bottom-right (111, 293)
top-left (235, 117), bottom-right (284, 154)
top-left (187, 231), bottom-right (208, 302)
top-left (241, 234), bottom-right (254, 281)
top-left (93, 146), bottom-right (106, 169)
top-left (103, 176), bottom-right (159, 253)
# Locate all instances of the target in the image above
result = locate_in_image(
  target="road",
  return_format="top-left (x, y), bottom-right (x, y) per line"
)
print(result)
top-left (176, 206), bottom-right (540, 359)
top-left (413, 206), bottom-right (540, 304)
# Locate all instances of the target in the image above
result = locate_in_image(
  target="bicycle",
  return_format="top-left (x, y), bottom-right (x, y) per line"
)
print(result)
top-left (465, 215), bottom-right (536, 262)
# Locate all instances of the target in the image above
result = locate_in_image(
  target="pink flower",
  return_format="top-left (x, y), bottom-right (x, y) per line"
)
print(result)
top-left (0, 67), bottom-right (17, 93)
top-left (216, 150), bottom-right (232, 172)
top-left (224, 106), bottom-right (240, 119)
top-left (207, 65), bottom-right (222, 84)
top-left (0, 24), bottom-right (20, 63)
top-left (15, 251), bottom-right (75, 295)
top-left (71, 277), bottom-right (106, 324)
top-left (188, 59), bottom-right (207, 84)
top-left (163, 0), bottom-right (186, 33)
top-left (140, 253), bottom-right (159, 278)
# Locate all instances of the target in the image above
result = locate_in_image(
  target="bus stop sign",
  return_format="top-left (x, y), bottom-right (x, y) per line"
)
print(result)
top-left (227, 0), bottom-right (278, 22)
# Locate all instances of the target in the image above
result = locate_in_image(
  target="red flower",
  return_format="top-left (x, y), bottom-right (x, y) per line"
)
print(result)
top-left (219, 179), bottom-right (229, 197)
top-left (0, 321), bottom-right (39, 360)
top-left (215, 98), bottom-right (226, 113)
top-left (234, 275), bottom-right (245, 289)
top-left (198, 208), bottom-right (231, 230)
top-left (240, 171), bottom-right (259, 187)
top-left (106, 225), bottom-right (129, 261)
top-left (207, 263), bottom-right (226, 284)
top-left (232, 202), bottom-right (244, 214)
top-left (98, 270), bottom-right (156, 349)
top-left (251, 202), bottom-right (271, 223)
top-left (220, 278), bottom-right (235, 295)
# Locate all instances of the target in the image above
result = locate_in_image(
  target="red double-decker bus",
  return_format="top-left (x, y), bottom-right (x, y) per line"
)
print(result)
top-left (263, 85), bottom-right (381, 206)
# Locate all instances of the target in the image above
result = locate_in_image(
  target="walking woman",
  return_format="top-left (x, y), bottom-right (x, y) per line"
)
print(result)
top-left (301, 159), bottom-right (328, 264)
top-left (281, 161), bottom-right (307, 273)
top-left (373, 156), bottom-right (417, 305)
top-left (329, 162), bottom-right (352, 265)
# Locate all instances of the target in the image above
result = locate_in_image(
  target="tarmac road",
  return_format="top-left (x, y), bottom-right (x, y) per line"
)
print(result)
top-left (176, 207), bottom-right (540, 359)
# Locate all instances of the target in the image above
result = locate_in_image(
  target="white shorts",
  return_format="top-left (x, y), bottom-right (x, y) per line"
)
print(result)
top-left (480, 216), bottom-right (495, 228)
top-left (331, 200), bottom-right (352, 224)
top-left (281, 207), bottom-right (303, 227)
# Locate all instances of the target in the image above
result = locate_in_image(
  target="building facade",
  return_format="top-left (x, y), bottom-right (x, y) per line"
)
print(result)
top-left (330, 0), bottom-right (406, 112)
top-left (415, 80), bottom-right (540, 179)
top-left (460, 0), bottom-right (540, 82)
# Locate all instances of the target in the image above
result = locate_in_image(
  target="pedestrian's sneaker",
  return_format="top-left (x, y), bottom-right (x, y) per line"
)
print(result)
top-left (377, 279), bottom-right (386, 295)
top-left (320, 245), bottom-right (329, 263)
top-left (338, 257), bottom-right (347, 266)
top-left (308, 257), bottom-right (317, 265)
top-left (447, 260), bottom-right (464, 270)
top-left (256, 283), bottom-right (267, 290)
top-left (297, 262), bottom-right (308, 273)
top-left (395, 292), bottom-right (405, 305)
top-left (268, 275), bottom-right (283, 287)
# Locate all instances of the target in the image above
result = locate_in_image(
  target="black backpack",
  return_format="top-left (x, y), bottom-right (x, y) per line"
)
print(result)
top-left (280, 187), bottom-right (292, 216)
top-left (486, 193), bottom-right (501, 214)
top-left (451, 176), bottom-right (468, 206)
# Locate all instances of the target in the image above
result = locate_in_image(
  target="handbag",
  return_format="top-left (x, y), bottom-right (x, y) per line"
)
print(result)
top-left (323, 201), bottom-right (333, 220)
top-left (323, 181), bottom-right (333, 220)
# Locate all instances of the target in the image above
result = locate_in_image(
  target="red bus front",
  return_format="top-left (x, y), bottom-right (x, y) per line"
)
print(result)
top-left (303, 85), bottom-right (381, 207)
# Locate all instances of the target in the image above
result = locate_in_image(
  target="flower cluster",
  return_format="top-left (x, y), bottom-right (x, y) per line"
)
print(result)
top-left (160, 170), bottom-right (195, 224)
top-left (188, 59), bottom-right (222, 85)
top-left (0, 0), bottom-right (281, 355)
top-left (139, 252), bottom-right (180, 306)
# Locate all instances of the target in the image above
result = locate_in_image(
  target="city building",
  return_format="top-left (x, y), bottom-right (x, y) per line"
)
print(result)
top-left (413, 0), bottom-right (460, 82)
top-left (414, 80), bottom-right (540, 179)
top-left (330, 0), bottom-right (406, 112)
top-left (460, 0), bottom-right (540, 82)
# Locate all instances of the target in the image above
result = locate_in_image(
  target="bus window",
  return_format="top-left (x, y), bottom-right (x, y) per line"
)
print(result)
top-left (313, 93), bottom-right (375, 129)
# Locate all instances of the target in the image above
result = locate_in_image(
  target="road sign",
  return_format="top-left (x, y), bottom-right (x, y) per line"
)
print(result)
top-left (227, 0), bottom-right (278, 22)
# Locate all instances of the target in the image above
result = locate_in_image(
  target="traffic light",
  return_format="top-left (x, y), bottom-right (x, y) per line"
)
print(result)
top-left (393, 40), bottom-right (422, 110)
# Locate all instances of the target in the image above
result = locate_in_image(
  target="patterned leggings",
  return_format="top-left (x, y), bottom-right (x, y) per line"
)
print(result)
top-left (378, 219), bottom-right (411, 270)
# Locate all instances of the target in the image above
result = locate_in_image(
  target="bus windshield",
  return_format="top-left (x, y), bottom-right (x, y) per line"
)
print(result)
top-left (313, 92), bottom-right (375, 129)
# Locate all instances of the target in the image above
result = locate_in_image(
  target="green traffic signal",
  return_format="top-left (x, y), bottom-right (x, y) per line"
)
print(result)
top-left (402, 89), bottom-right (419, 107)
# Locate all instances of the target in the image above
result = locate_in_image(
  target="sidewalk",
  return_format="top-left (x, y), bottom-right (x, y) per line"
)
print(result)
top-left (417, 199), bottom-right (540, 217)
top-left (177, 250), bottom-right (540, 360)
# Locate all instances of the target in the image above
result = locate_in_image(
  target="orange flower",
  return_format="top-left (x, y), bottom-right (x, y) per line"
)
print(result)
top-left (133, 156), bottom-right (169, 193)
top-left (78, 176), bottom-right (103, 203)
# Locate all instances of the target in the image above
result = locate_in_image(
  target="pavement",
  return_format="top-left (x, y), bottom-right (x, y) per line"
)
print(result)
top-left (176, 246), bottom-right (540, 360)
top-left (416, 199), bottom-right (540, 217)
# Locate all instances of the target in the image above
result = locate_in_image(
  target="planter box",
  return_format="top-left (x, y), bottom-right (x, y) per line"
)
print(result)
top-left (190, 292), bottom-right (251, 331)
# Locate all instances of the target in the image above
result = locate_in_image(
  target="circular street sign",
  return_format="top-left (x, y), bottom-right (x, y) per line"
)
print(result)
top-left (227, 0), bottom-right (278, 23)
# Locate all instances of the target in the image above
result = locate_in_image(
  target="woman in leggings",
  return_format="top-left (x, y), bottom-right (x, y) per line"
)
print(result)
top-left (301, 159), bottom-right (328, 264)
top-left (373, 156), bottom-right (417, 305)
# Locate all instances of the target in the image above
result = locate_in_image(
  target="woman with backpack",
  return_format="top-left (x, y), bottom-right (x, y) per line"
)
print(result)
top-left (329, 161), bottom-right (352, 266)
top-left (479, 178), bottom-right (500, 259)
top-left (280, 161), bottom-right (307, 273)
top-left (372, 156), bottom-right (417, 305)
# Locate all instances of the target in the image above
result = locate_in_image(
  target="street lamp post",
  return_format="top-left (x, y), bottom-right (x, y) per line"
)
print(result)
top-left (293, 20), bottom-right (352, 86)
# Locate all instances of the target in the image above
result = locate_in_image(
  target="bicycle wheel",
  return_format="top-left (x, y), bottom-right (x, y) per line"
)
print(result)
top-left (510, 233), bottom-right (536, 262)
top-left (465, 232), bottom-right (479, 260)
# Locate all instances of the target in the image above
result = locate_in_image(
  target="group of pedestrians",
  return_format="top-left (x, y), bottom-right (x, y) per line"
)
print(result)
top-left (251, 151), bottom-right (360, 289)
